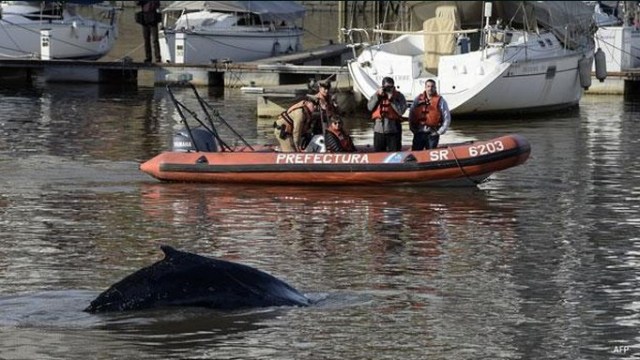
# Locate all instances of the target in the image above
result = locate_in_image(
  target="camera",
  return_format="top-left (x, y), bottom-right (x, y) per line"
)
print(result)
top-left (383, 85), bottom-right (394, 92)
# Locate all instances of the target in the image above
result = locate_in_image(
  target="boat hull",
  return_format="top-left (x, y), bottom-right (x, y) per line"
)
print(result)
top-left (160, 29), bottom-right (303, 64)
top-left (347, 32), bottom-right (593, 116)
top-left (0, 4), bottom-right (117, 61)
top-left (140, 134), bottom-right (531, 186)
top-left (594, 26), bottom-right (640, 72)
top-left (0, 23), bottom-right (116, 60)
top-left (447, 53), bottom-right (586, 115)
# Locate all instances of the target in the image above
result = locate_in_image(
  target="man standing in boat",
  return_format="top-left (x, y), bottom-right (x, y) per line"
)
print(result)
top-left (273, 82), bottom-right (334, 152)
top-left (368, 77), bottom-right (407, 152)
top-left (408, 79), bottom-right (451, 150)
top-left (308, 81), bottom-right (338, 136)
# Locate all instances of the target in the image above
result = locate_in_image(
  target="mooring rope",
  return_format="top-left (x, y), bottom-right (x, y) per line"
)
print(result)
top-left (447, 145), bottom-right (483, 185)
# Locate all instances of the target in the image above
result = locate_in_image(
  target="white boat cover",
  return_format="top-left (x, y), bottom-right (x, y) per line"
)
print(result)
top-left (162, 1), bottom-right (305, 23)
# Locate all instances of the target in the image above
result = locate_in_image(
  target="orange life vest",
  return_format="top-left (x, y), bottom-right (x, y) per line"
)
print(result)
top-left (410, 92), bottom-right (442, 128)
top-left (371, 94), bottom-right (403, 121)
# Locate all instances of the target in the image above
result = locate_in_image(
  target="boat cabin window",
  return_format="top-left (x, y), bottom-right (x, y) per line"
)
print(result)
top-left (236, 13), bottom-right (262, 26)
top-left (163, 9), bottom-right (199, 30)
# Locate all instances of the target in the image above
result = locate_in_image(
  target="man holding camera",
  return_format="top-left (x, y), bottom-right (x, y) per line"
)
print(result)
top-left (408, 79), bottom-right (451, 150)
top-left (367, 77), bottom-right (407, 152)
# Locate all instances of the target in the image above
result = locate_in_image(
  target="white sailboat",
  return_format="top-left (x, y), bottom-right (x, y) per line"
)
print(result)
top-left (159, 1), bottom-right (305, 64)
top-left (592, 1), bottom-right (640, 73)
top-left (345, 1), bottom-right (597, 116)
top-left (0, 1), bottom-right (119, 60)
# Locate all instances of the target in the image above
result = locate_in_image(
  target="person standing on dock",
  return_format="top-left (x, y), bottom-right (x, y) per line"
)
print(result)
top-left (136, 0), bottom-right (162, 63)
top-left (367, 77), bottom-right (407, 152)
top-left (408, 79), bottom-right (451, 150)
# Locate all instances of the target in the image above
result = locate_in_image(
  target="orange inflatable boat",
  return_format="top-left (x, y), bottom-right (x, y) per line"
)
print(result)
top-left (139, 84), bottom-right (530, 186)
top-left (140, 134), bottom-right (530, 186)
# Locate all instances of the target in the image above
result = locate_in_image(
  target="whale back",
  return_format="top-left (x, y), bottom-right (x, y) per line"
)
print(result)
top-left (84, 246), bottom-right (310, 313)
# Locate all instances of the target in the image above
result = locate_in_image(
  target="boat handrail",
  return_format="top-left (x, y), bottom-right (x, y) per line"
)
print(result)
top-left (3, 12), bottom-right (62, 20)
top-left (372, 28), bottom-right (480, 36)
top-left (341, 28), bottom-right (372, 58)
top-left (341, 28), bottom-right (370, 43)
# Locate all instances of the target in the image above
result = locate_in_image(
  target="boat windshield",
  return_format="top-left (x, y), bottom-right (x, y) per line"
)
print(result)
top-left (162, 1), bottom-right (304, 31)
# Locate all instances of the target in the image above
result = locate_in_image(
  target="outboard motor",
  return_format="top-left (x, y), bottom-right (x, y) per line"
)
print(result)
top-left (305, 135), bottom-right (326, 153)
top-left (172, 127), bottom-right (218, 152)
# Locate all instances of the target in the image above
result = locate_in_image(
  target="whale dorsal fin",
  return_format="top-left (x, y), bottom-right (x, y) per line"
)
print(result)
top-left (160, 245), bottom-right (180, 259)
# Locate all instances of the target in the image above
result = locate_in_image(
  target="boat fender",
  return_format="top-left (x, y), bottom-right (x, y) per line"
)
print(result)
top-left (594, 48), bottom-right (607, 82)
top-left (272, 41), bottom-right (281, 56)
top-left (457, 35), bottom-right (469, 54)
top-left (172, 127), bottom-right (218, 153)
top-left (578, 56), bottom-right (593, 90)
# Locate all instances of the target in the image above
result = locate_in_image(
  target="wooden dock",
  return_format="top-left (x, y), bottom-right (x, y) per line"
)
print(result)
top-left (586, 70), bottom-right (640, 95)
top-left (0, 43), bottom-right (353, 87)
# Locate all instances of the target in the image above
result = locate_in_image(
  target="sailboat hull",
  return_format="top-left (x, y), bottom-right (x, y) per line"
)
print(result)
top-left (160, 29), bottom-right (304, 64)
top-left (348, 32), bottom-right (592, 116)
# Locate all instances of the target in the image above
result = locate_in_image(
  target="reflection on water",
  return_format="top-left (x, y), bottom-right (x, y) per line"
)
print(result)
top-left (138, 184), bottom-right (511, 281)
top-left (0, 82), bottom-right (639, 358)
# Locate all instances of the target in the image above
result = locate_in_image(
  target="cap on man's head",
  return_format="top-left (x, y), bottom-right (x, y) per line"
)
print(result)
top-left (319, 81), bottom-right (331, 89)
top-left (382, 77), bottom-right (395, 86)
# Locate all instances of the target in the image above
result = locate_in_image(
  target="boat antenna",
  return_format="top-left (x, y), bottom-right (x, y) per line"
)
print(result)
top-left (190, 84), bottom-right (254, 151)
top-left (166, 83), bottom-right (233, 152)
top-left (206, 105), bottom-right (255, 151)
top-left (481, 1), bottom-right (493, 51)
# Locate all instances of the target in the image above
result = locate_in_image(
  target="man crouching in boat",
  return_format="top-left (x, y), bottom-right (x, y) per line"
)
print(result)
top-left (274, 82), bottom-right (335, 152)
top-left (324, 118), bottom-right (356, 153)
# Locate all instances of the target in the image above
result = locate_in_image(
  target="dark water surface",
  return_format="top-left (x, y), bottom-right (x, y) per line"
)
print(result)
top-left (1, 7), bottom-right (640, 360)
top-left (0, 82), bottom-right (639, 359)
